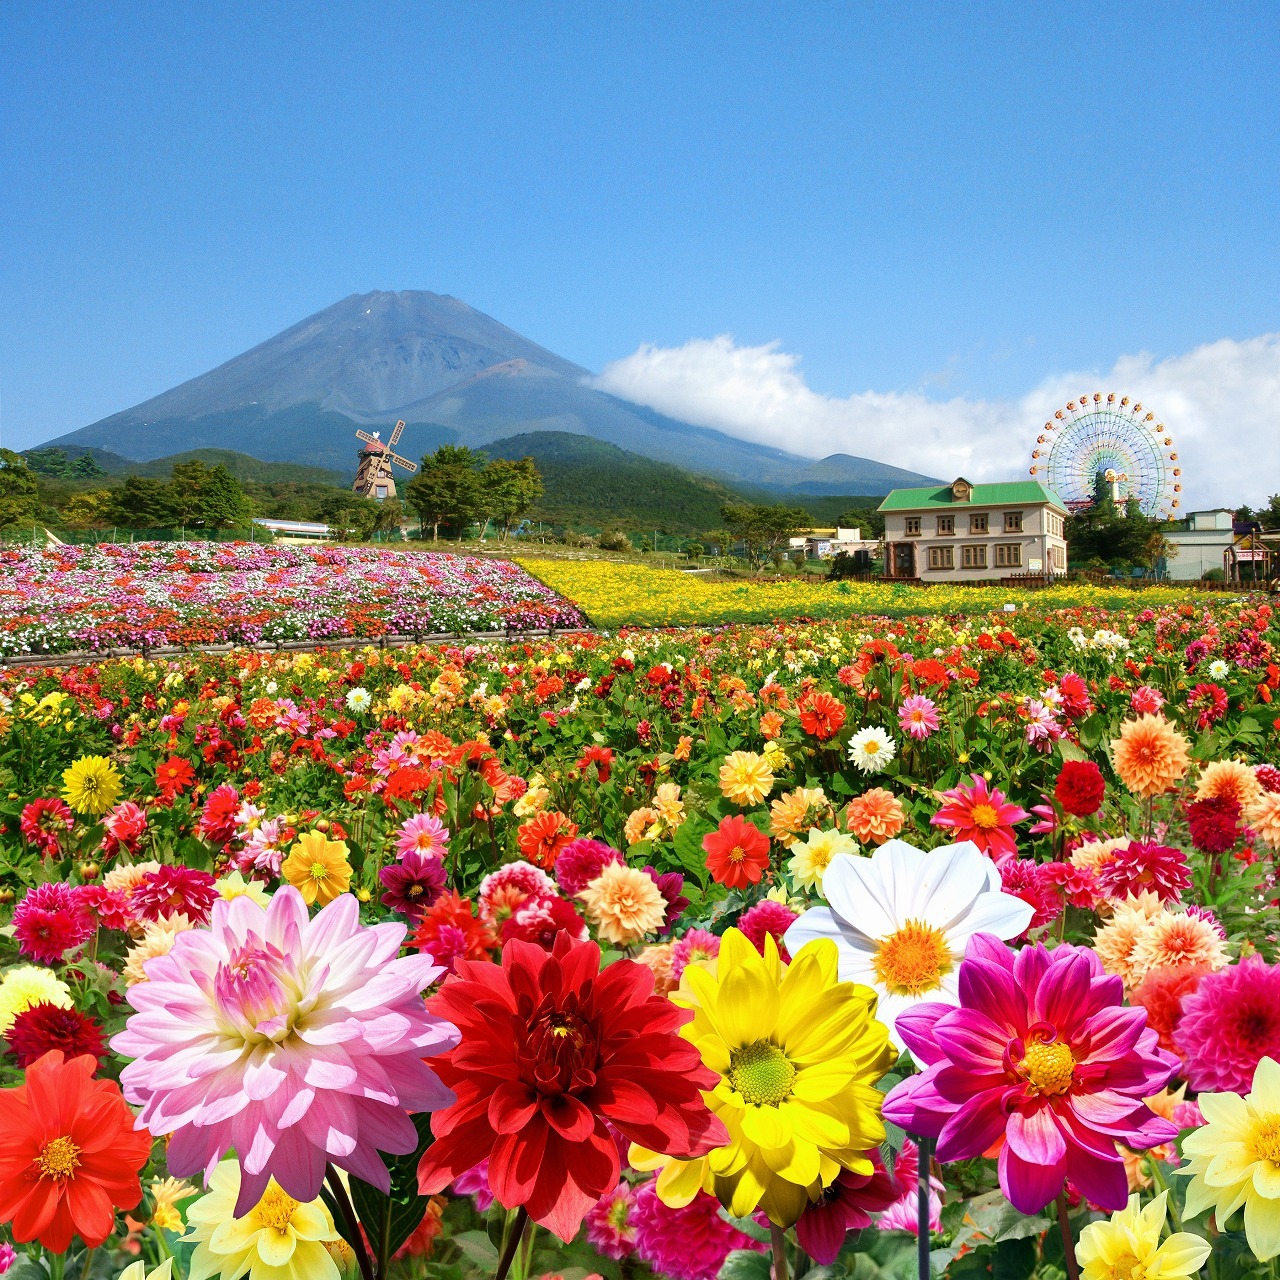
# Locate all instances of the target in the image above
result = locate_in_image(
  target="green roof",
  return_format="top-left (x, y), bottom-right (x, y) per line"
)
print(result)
top-left (878, 479), bottom-right (1068, 513)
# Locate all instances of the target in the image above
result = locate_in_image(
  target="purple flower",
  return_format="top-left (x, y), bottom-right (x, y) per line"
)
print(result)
top-left (643, 867), bottom-right (689, 931)
top-left (380, 849), bottom-right (447, 919)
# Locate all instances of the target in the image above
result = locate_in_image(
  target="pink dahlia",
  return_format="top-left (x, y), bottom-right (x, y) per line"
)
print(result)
top-left (585, 1181), bottom-right (637, 1260)
top-left (930, 774), bottom-right (1029, 860)
top-left (477, 859), bottom-right (556, 928)
top-left (876, 1140), bottom-right (944, 1236)
top-left (1130, 685), bottom-right (1165, 716)
top-left (631, 1183), bottom-right (766, 1280)
top-left (19, 798), bottom-right (73, 857)
top-left (1257, 764), bottom-right (1280, 794)
top-left (883, 934), bottom-right (1178, 1214)
top-left (999, 858), bottom-right (1063, 934)
top-left (111, 886), bottom-right (458, 1215)
top-left (670, 928), bottom-right (721, 983)
top-left (132, 866), bottom-right (218, 926)
top-left (13, 883), bottom-right (94, 964)
top-left (554, 837), bottom-right (624, 896)
top-left (1093, 841), bottom-right (1191, 904)
top-left (450, 1159), bottom-right (494, 1211)
top-left (899, 694), bottom-right (940, 740)
top-left (737, 899), bottom-right (798, 961)
top-left (101, 801), bottom-right (147, 858)
top-left (379, 849), bottom-right (447, 919)
top-left (73, 884), bottom-right (133, 933)
top-left (1173, 954), bottom-right (1280, 1094)
top-left (795, 1149), bottom-right (901, 1262)
top-left (396, 813), bottom-right (450, 861)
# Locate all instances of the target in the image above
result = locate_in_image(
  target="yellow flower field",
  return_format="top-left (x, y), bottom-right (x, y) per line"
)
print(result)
top-left (517, 557), bottom-right (1235, 627)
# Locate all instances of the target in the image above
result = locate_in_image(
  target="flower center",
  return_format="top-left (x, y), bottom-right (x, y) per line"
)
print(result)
top-left (1021, 1038), bottom-right (1076, 1095)
top-left (873, 920), bottom-right (951, 996)
top-left (254, 1185), bottom-right (300, 1233)
top-left (863, 740), bottom-right (881, 755)
top-left (1110, 1254), bottom-right (1144, 1280)
top-left (970, 803), bottom-right (1000, 830)
top-left (1251, 1115), bottom-right (1280, 1165)
top-left (309, 861), bottom-right (330, 882)
top-left (35, 1136), bottom-right (81, 1181)
top-left (729, 845), bottom-right (746, 863)
top-left (727, 1039), bottom-right (796, 1106)
top-left (214, 940), bottom-right (298, 1043)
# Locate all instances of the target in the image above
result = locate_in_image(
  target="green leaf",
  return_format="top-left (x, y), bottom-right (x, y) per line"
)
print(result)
top-left (453, 1228), bottom-right (501, 1269)
top-left (348, 1112), bottom-right (435, 1262)
top-left (719, 1209), bottom-right (772, 1243)
top-left (717, 1249), bottom-right (774, 1280)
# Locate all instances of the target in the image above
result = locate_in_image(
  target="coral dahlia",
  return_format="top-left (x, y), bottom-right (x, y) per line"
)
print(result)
top-left (1110, 716), bottom-right (1190, 799)
top-left (702, 815), bottom-right (771, 890)
top-left (930, 774), bottom-right (1029, 860)
top-left (844, 787), bottom-right (906, 846)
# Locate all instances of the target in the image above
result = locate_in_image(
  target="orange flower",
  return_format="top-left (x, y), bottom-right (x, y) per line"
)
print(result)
top-left (1110, 715), bottom-right (1190, 798)
top-left (798, 691), bottom-right (847, 741)
top-left (760, 711), bottom-right (785, 740)
top-left (844, 788), bottom-right (906, 845)
top-left (673, 735), bottom-right (693, 761)
top-left (516, 810), bottom-right (578, 870)
top-left (1195, 759), bottom-right (1264, 811)
top-left (0, 1051), bottom-right (152, 1253)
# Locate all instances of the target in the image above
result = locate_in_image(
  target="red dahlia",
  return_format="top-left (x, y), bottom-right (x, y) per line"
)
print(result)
top-left (7, 1003), bottom-right (108, 1068)
top-left (1186, 796), bottom-right (1241, 854)
top-left (417, 933), bottom-right (728, 1240)
top-left (131, 866), bottom-right (218, 925)
top-left (1054, 760), bottom-right (1106, 817)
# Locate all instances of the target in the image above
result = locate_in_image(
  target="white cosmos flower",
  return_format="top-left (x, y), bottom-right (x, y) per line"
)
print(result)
top-left (847, 726), bottom-right (896, 773)
top-left (782, 839), bottom-right (1034, 1049)
top-left (1208, 659), bottom-right (1230, 680)
top-left (345, 686), bottom-right (372, 712)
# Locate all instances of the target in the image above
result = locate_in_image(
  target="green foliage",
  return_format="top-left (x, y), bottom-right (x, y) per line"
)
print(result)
top-left (404, 444), bottom-right (489, 541)
top-left (1066, 498), bottom-right (1175, 571)
top-left (720, 502), bottom-right (810, 568)
top-left (480, 455), bottom-right (543, 539)
top-left (23, 446), bottom-right (106, 478)
top-left (0, 448), bottom-right (40, 530)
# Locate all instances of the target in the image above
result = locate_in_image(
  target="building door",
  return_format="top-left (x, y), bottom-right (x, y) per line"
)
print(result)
top-left (890, 542), bottom-right (915, 578)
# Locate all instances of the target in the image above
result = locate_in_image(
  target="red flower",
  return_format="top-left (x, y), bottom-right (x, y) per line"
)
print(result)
top-left (417, 935), bottom-right (727, 1240)
top-left (198, 783), bottom-right (240, 845)
top-left (1095, 841), bottom-right (1191, 903)
top-left (1130, 964), bottom-right (1210, 1056)
top-left (795, 1151), bottom-right (902, 1264)
top-left (13, 884), bottom-right (94, 965)
top-left (0, 1051), bottom-right (152, 1252)
top-left (930, 773), bottom-right (1028, 860)
top-left (1187, 682), bottom-right (1229, 730)
top-left (501, 895), bottom-right (588, 950)
top-left (7, 1004), bottom-right (108, 1068)
top-left (799, 691), bottom-right (847, 741)
top-left (576, 746), bottom-right (614, 784)
top-left (1186, 796), bottom-right (1241, 854)
top-left (155, 755), bottom-right (195, 796)
top-left (737, 898), bottom-right (797, 960)
top-left (701, 815), bottom-right (771, 889)
top-left (131, 866), bottom-right (218, 925)
top-left (19, 799), bottom-right (73, 857)
top-left (1053, 760), bottom-right (1106, 817)
top-left (410, 891), bottom-right (494, 974)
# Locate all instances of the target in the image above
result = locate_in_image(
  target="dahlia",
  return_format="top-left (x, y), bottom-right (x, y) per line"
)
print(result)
top-left (12, 883), bottom-right (94, 964)
top-left (738, 898), bottom-right (798, 960)
top-left (74, 884), bottom-right (132, 932)
top-left (1175, 955), bottom-right (1280, 1094)
top-left (585, 1181), bottom-right (637, 1260)
top-left (19, 797), bottom-right (73, 857)
top-left (718, 750), bottom-right (775, 806)
top-left (1194, 758), bottom-right (1263, 810)
top-left (702, 815), bottom-right (771, 889)
top-left (769, 786), bottom-right (831, 847)
top-left (7, 1002), bottom-right (107, 1067)
top-left (417, 933), bottom-right (727, 1240)
top-left (844, 788), bottom-right (906, 846)
top-left (554, 837), bottom-right (624, 896)
top-left (876, 1139), bottom-right (944, 1236)
top-left (113, 888), bottom-right (459, 1215)
top-left (577, 744), bottom-right (614, 783)
top-left (637, 941), bottom-right (677, 995)
top-left (1110, 716), bottom-right (1190, 799)
top-left (847, 726), bottom-right (896, 774)
top-left (132, 865), bottom-right (219, 925)
top-left (632, 931), bottom-right (893, 1227)
top-left (1077, 1191), bottom-right (1210, 1280)
top-left (623, 806), bottom-right (661, 845)
top-left (149, 1175), bottom-right (196, 1233)
top-left (1094, 841), bottom-right (1191, 904)
top-left (800, 690), bottom-right (847, 740)
top-left (281, 831), bottom-right (352, 907)
top-left (1092, 893), bottom-right (1166, 987)
top-left (501, 893), bottom-right (589, 949)
top-left (898, 694), bottom-right (940, 740)
top-left (1188, 682), bottom-right (1229, 730)
top-left (788, 826), bottom-right (859, 893)
top-left (653, 783), bottom-right (686, 831)
top-left (102, 800), bottom-right (148, 857)
top-left (579, 862), bottom-right (667, 945)
top-left (1258, 763), bottom-right (1280, 793)
top-left (930, 773), bottom-right (1029, 860)
top-left (0, 967), bottom-right (72, 1035)
top-left (1179, 1056), bottom-right (1280, 1260)
top-left (999, 857), bottom-right (1063, 933)
top-left (1247, 791), bottom-right (1280, 851)
top-left (794, 1151), bottom-right (901, 1263)
top-left (643, 867), bottom-right (689, 929)
top-left (155, 755), bottom-right (196, 795)
top-left (1130, 911), bottom-right (1229, 982)
top-left (884, 935), bottom-right (1179, 1214)
top-left (1186, 795), bottom-right (1241, 853)
top-left (1130, 685), bottom-right (1165, 715)
top-left (1130, 964), bottom-right (1211, 1056)
top-left (451, 1160), bottom-right (494, 1211)
top-left (198, 783), bottom-right (241, 845)
top-left (214, 871), bottom-right (271, 908)
top-left (785, 839), bottom-right (1032, 1047)
top-left (123, 913), bottom-right (196, 985)
top-left (60, 753), bottom-right (122, 816)
top-left (1055, 760), bottom-right (1106, 817)
top-left (0, 1050), bottom-right (152, 1252)
top-left (670, 928), bottom-right (720, 982)
top-left (396, 813), bottom-right (450, 860)
top-left (478, 860), bottom-right (556, 928)
top-left (410, 891), bottom-right (494, 973)
top-left (630, 1183), bottom-right (765, 1280)
top-left (379, 849), bottom-right (447, 919)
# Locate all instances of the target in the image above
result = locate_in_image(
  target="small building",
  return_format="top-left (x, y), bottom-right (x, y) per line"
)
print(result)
top-left (1161, 509), bottom-right (1236, 581)
top-left (253, 518), bottom-right (335, 542)
top-left (879, 478), bottom-right (1069, 582)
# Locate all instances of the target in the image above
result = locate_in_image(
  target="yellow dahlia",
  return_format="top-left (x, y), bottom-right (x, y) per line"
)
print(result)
top-left (61, 753), bottom-right (123, 815)
top-left (215, 870), bottom-right (271, 907)
top-left (1110, 716), bottom-right (1189, 799)
top-left (718, 751), bottom-right (775, 807)
top-left (0, 965), bottom-right (72, 1034)
top-left (787, 827), bottom-right (859, 894)
top-left (149, 1176), bottom-right (197, 1232)
top-left (1077, 1191), bottom-right (1210, 1280)
top-left (578, 862), bottom-right (668, 945)
top-left (281, 831), bottom-right (352, 907)
top-left (653, 783), bottom-right (686, 830)
top-left (631, 929), bottom-right (893, 1227)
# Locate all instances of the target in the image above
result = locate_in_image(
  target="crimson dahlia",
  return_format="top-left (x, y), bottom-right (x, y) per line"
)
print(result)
top-left (417, 933), bottom-right (728, 1240)
top-left (1053, 760), bottom-right (1106, 817)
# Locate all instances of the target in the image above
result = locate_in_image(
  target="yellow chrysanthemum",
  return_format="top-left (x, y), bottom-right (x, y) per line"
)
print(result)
top-left (183, 1160), bottom-right (341, 1280)
top-left (281, 831), bottom-right (352, 907)
top-left (0, 965), bottom-right (73, 1034)
top-left (719, 751), bottom-right (775, 807)
top-left (1077, 1191), bottom-right (1210, 1280)
top-left (788, 827), bottom-right (858, 894)
top-left (1180, 1056), bottom-right (1280, 1260)
top-left (149, 1176), bottom-right (197, 1232)
top-left (631, 929), bottom-right (893, 1228)
top-left (578, 862), bottom-right (668, 945)
top-left (60, 753), bottom-right (123, 816)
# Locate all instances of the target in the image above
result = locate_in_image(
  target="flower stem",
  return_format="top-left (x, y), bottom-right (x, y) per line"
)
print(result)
top-left (78, 1247), bottom-right (96, 1280)
top-left (1057, 1194), bottom-right (1080, 1280)
top-left (1148, 1155), bottom-right (1184, 1234)
top-left (48, 1252), bottom-right (65, 1280)
top-left (769, 1224), bottom-right (789, 1280)
top-left (917, 1136), bottom-right (933, 1280)
top-left (494, 1205), bottom-right (529, 1280)
top-left (326, 1165), bottom-right (375, 1280)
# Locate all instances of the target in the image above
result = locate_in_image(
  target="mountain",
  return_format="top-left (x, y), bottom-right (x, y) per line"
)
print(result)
top-left (38, 290), bottom-right (938, 492)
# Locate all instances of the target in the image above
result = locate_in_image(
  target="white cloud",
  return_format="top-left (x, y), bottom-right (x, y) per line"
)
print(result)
top-left (591, 332), bottom-right (1280, 509)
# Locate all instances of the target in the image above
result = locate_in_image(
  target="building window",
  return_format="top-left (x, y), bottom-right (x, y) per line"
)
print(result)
top-left (1004, 511), bottom-right (1023, 533)
top-left (928, 545), bottom-right (954, 570)
top-left (969, 513), bottom-right (988, 534)
top-left (962, 544), bottom-right (987, 568)
top-left (905, 516), bottom-right (922, 536)
top-left (995, 543), bottom-right (1023, 568)
top-left (937, 515), bottom-right (954, 535)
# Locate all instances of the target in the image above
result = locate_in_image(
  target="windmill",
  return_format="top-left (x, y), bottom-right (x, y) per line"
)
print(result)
top-left (352, 420), bottom-right (417, 500)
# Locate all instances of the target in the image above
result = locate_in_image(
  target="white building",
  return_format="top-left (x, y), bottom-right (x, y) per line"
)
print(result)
top-left (1161, 509), bottom-right (1236, 580)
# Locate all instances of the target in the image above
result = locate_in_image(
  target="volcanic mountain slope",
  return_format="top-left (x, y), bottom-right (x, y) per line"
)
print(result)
top-left (40, 290), bottom-right (938, 492)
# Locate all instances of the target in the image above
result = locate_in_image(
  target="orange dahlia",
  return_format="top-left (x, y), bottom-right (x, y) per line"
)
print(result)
top-left (1195, 759), bottom-right (1264, 811)
top-left (843, 788), bottom-right (906, 845)
top-left (516, 810), bottom-right (579, 870)
top-left (1110, 715), bottom-right (1190, 798)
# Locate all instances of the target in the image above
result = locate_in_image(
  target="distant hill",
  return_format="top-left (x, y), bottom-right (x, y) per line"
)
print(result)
top-left (109, 448), bottom-right (348, 486)
top-left (37, 290), bottom-right (938, 493)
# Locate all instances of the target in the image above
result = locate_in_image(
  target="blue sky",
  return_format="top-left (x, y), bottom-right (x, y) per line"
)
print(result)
top-left (2, 1), bottom-right (1279, 502)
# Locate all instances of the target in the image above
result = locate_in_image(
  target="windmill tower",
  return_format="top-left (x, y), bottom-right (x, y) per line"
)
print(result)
top-left (353, 420), bottom-right (417, 500)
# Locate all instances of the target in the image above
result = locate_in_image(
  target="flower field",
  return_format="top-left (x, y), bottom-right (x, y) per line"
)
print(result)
top-left (0, 588), bottom-right (1279, 1280)
top-left (0, 544), bottom-right (585, 656)
top-left (517, 557), bottom-right (1237, 628)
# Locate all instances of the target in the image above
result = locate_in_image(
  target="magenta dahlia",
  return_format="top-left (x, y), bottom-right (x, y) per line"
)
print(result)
top-left (999, 858), bottom-right (1063, 933)
top-left (112, 887), bottom-right (458, 1215)
top-left (553, 837), bottom-right (624, 896)
top-left (883, 933), bottom-right (1178, 1213)
top-left (643, 867), bottom-right (689, 930)
top-left (631, 1183), bottom-right (766, 1280)
top-left (131, 866), bottom-right (218, 925)
top-left (12, 883), bottom-right (94, 964)
top-left (1173, 954), bottom-right (1280, 1094)
top-left (1093, 841), bottom-right (1191, 903)
top-left (585, 1181), bottom-right (637, 1260)
top-left (930, 774), bottom-right (1029, 860)
top-left (737, 898), bottom-right (798, 960)
top-left (379, 849), bottom-right (446, 919)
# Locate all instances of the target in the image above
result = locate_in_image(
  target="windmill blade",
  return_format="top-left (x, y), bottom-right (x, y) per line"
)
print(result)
top-left (388, 452), bottom-right (418, 473)
top-left (355, 429), bottom-right (381, 446)
top-left (388, 420), bottom-right (406, 447)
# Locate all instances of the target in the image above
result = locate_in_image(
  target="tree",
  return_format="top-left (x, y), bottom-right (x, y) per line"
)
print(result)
top-left (719, 502), bottom-right (810, 568)
top-left (106, 476), bottom-right (178, 528)
top-left (1065, 498), bottom-right (1176, 572)
top-left (480, 457), bottom-right (543, 541)
top-left (0, 449), bottom-right (39, 530)
top-left (70, 453), bottom-right (106, 479)
top-left (404, 445), bottom-right (486, 541)
top-left (61, 490), bottom-right (114, 529)
top-left (198, 465), bottom-right (253, 529)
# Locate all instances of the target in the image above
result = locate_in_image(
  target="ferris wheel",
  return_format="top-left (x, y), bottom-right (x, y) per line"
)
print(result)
top-left (1029, 392), bottom-right (1181, 518)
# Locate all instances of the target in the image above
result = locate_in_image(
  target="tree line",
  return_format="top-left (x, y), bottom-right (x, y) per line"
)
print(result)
top-left (404, 446), bottom-right (543, 542)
